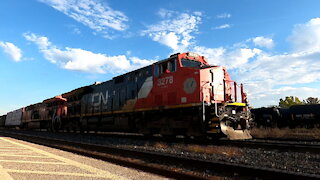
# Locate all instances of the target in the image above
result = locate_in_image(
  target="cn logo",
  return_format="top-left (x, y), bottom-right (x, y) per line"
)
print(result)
top-left (91, 91), bottom-right (108, 106)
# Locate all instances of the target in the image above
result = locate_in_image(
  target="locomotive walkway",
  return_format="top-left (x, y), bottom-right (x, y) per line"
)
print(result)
top-left (0, 136), bottom-right (166, 180)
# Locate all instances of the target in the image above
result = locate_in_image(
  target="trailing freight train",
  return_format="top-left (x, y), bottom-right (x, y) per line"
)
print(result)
top-left (0, 52), bottom-right (252, 140)
top-left (251, 104), bottom-right (320, 128)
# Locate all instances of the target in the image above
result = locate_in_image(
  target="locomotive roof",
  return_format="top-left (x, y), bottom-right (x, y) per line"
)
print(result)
top-left (45, 52), bottom-right (216, 101)
top-left (61, 86), bottom-right (92, 98)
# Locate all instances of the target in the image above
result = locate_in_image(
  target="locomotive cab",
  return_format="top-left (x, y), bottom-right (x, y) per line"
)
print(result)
top-left (152, 52), bottom-right (251, 139)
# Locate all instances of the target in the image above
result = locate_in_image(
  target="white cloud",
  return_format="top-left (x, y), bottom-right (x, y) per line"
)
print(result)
top-left (24, 33), bottom-right (51, 50)
top-left (152, 32), bottom-right (179, 50)
top-left (240, 51), bottom-right (320, 84)
top-left (193, 46), bottom-right (261, 69)
top-left (194, 44), bottom-right (320, 107)
top-left (289, 18), bottom-right (320, 52)
top-left (0, 41), bottom-right (22, 62)
top-left (157, 8), bottom-right (175, 18)
top-left (193, 46), bottom-right (226, 65)
top-left (39, 0), bottom-right (128, 37)
top-left (247, 86), bottom-right (320, 107)
top-left (142, 9), bottom-right (202, 52)
top-left (237, 50), bottom-right (320, 107)
top-left (130, 57), bottom-right (157, 70)
top-left (216, 13), bottom-right (231, 19)
top-left (24, 33), bottom-right (154, 74)
top-left (193, 18), bottom-right (320, 107)
top-left (214, 24), bottom-right (232, 30)
top-left (252, 36), bottom-right (274, 49)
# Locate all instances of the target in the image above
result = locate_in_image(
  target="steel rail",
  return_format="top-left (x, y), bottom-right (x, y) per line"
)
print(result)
top-left (0, 130), bottom-right (319, 179)
top-left (1, 129), bottom-right (320, 152)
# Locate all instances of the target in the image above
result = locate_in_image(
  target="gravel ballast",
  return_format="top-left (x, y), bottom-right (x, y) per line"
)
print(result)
top-left (2, 129), bottom-right (319, 177)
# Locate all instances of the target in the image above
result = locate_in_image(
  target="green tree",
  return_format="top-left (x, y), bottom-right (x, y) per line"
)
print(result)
top-left (279, 96), bottom-right (303, 108)
top-left (304, 97), bottom-right (320, 104)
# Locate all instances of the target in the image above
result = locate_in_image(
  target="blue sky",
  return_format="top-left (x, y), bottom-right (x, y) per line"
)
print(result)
top-left (1, 0), bottom-right (320, 115)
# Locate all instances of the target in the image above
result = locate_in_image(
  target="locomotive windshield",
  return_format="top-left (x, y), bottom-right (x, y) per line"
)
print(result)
top-left (181, 58), bottom-right (202, 69)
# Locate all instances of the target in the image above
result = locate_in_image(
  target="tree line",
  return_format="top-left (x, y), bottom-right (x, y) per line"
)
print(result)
top-left (279, 96), bottom-right (320, 108)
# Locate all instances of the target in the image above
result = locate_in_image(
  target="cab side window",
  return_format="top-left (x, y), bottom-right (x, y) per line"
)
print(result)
top-left (167, 59), bottom-right (176, 72)
top-left (154, 64), bottom-right (160, 77)
top-left (154, 58), bottom-right (176, 77)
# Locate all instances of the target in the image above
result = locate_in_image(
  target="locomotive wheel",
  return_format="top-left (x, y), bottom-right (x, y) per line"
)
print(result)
top-left (47, 121), bottom-right (52, 132)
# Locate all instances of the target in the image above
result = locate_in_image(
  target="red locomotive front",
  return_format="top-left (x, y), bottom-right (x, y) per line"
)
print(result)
top-left (134, 52), bottom-right (251, 139)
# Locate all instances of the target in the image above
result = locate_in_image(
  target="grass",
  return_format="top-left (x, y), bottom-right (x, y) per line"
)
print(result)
top-left (150, 142), bottom-right (242, 157)
top-left (154, 142), bottom-right (169, 149)
top-left (251, 127), bottom-right (320, 140)
top-left (185, 144), bottom-right (241, 157)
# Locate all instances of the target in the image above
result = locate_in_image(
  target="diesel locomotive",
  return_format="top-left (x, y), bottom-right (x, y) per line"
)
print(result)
top-left (1, 52), bottom-right (252, 140)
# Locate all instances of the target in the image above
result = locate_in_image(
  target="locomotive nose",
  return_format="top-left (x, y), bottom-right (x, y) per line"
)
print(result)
top-left (220, 120), bottom-right (252, 140)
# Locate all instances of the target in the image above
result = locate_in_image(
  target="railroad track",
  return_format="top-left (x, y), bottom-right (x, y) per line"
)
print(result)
top-left (1, 129), bottom-right (320, 150)
top-left (2, 129), bottom-right (320, 153)
top-left (0, 130), bottom-right (319, 179)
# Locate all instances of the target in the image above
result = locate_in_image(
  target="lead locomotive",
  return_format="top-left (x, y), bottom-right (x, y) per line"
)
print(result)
top-left (3, 52), bottom-right (251, 140)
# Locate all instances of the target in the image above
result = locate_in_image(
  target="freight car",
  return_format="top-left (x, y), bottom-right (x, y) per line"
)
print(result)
top-left (5, 108), bottom-right (23, 127)
top-left (250, 107), bottom-right (281, 128)
top-left (251, 104), bottom-right (320, 128)
top-left (0, 115), bottom-right (6, 128)
top-left (2, 52), bottom-right (252, 140)
top-left (290, 104), bottom-right (320, 128)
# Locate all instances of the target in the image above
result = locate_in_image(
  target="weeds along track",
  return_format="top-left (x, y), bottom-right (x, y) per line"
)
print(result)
top-left (217, 138), bottom-right (320, 153)
top-left (251, 127), bottom-right (320, 140)
top-left (0, 129), bottom-right (319, 179)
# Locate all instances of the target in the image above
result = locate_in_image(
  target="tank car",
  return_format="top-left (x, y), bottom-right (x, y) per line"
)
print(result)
top-left (289, 104), bottom-right (320, 128)
top-left (250, 107), bottom-right (282, 128)
top-left (251, 104), bottom-right (320, 128)
top-left (5, 108), bottom-right (23, 127)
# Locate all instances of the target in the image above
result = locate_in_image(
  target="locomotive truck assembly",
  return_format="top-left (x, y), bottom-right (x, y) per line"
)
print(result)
top-left (0, 52), bottom-right (252, 140)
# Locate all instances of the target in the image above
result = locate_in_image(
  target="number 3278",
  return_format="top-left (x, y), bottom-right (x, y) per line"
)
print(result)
top-left (157, 76), bottom-right (173, 86)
